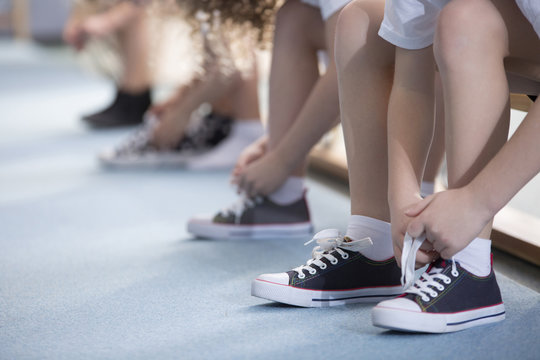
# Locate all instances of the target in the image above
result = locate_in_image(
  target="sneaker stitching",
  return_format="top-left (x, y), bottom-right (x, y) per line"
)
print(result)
top-left (421, 270), bottom-right (465, 311)
top-left (292, 251), bottom-right (362, 286)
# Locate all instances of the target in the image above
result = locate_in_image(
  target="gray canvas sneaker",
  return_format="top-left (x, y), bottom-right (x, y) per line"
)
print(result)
top-left (187, 195), bottom-right (313, 239)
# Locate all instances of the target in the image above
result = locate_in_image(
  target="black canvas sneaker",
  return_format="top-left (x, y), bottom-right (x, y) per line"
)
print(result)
top-left (372, 235), bottom-right (505, 333)
top-left (251, 229), bottom-right (403, 307)
top-left (98, 112), bottom-right (232, 167)
top-left (187, 195), bottom-right (313, 239)
top-left (83, 88), bottom-right (151, 128)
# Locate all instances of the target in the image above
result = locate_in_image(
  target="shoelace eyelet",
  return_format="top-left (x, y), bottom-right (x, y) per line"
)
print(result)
top-left (436, 284), bottom-right (445, 291)
top-left (341, 253), bottom-right (349, 260)
top-left (443, 278), bottom-right (451, 284)
top-left (421, 295), bottom-right (430, 302)
top-left (430, 290), bottom-right (438, 298)
top-left (451, 270), bottom-right (459, 277)
top-left (319, 263), bottom-right (327, 270)
top-left (298, 273), bottom-right (306, 279)
top-left (308, 269), bottom-right (317, 275)
top-left (330, 259), bottom-right (338, 265)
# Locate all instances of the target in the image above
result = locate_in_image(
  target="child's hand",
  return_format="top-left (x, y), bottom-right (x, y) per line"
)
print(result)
top-left (232, 152), bottom-right (289, 197)
top-left (150, 109), bottom-right (187, 149)
top-left (82, 14), bottom-right (118, 39)
top-left (391, 195), bottom-right (438, 268)
top-left (148, 90), bottom-right (189, 149)
top-left (231, 135), bottom-right (268, 180)
top-left (405, 187), bottom-right (492, 259)
top-left (63, 20), bottom-right (87, 51)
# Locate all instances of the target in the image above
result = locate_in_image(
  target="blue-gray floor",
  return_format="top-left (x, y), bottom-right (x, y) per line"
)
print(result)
top-left (1, 41), bottom-right (539, 360)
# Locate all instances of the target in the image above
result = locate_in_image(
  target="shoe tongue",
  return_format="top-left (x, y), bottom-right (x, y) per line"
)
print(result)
top-left (427, 257), bottom-right (449, 274)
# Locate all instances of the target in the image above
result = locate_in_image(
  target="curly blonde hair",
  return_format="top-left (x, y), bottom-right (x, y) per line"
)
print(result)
top-left (177, 0), bottom-right (280, 46)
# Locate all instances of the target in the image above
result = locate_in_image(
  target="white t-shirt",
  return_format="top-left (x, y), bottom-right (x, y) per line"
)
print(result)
top-left (301, 0), bottom-right (352, 21)
top-left (379, 0), bottom-right (540, 50)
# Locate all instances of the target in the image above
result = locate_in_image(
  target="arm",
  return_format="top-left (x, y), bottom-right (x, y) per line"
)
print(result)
top-left (406, 99), bottom-right (540, 258)
top-left (151, 64), bottom-right (243, 148)
top-left (235, 11), bottom-right (341, 196)
top-left (63, 1), bottom-right (145, 51)
top-left (387, 46), bottom-right (437, 267)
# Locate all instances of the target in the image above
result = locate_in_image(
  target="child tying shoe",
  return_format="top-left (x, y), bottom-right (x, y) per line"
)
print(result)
top-left (187, 0), bottom-right (352, 239)
top-left (249, 0), bottom-right (445, 306)
top-left (99, 0), bottom-right (272, 169)
top-left (371, 0), bottom-right (539, 333)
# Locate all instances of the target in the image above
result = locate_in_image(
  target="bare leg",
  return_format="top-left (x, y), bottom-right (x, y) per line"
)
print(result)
top-left (336, 0), bottom-right (395, 221)
top-left (211, 58), bottom-right (261, 122)
top-left (267, 0), bottom-right (325, 177)
top-left (233, 0), bottom-right (350, 196)
top-left (116, 7), bottom-right (150, 93)
top-left (435, 0), bottom-right (512, 240)
top-left (423, 73), bottom-right (445, 184)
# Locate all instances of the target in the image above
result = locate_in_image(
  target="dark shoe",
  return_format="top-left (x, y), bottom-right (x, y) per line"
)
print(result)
top-left (187, 195), bottom-right (313, 239)
top-left (372, 257), bottom-right (505, 333)
top-left (99, 112), bottom-right (233, 167)
top-left (83, 88), bottom-right (151, 128)
top-left (251, 229), bottom-right (403, 307)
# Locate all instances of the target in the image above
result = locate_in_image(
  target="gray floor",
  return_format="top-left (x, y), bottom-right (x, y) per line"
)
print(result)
top-left (1, 41), bottom-right (539, 360)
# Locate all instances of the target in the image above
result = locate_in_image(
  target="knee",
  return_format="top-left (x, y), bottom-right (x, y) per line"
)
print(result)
top-left (335, 0), bottom-right (385, 71)
top-left (274, 0), bottom-right (314, 36)
top-left (434, 0), bottom-right (508, 70)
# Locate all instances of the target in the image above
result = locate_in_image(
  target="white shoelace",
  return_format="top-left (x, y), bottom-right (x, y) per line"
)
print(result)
top-left (401, 233), bottom-right (459, 302)
top-left (219, 195), bottom-right (263, 224)
top-left (292, 229), bottom-right (373, 279)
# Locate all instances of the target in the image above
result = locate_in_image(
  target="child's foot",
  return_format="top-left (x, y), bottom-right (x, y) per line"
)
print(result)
top-left (187, 195), bottom-right (313, 239)
top-left (251, 229), bottom-right (403, 307)
top-left (372, 257), bottom-right (505, 333)
top-left (83, 88), bottom-right (151, 128)
top-left (98, 112), bottom-right (233, 167)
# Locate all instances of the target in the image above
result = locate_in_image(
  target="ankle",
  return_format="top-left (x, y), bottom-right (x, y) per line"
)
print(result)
top-left (346, 215), bottom-right (394, 261)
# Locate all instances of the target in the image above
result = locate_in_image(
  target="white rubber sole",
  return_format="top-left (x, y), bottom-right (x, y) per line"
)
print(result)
top-left (372, 302), bottom-right (506, 333)
top-left (98, 151), bottom-right (192, 168)
top-left (187, 219), bottom-right (313, 240)
top-left (251, 278), bottom-right (403, 307)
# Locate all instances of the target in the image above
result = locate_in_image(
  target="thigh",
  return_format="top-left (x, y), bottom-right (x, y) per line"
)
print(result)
top-left (491, 0), bottom-right (540, 90)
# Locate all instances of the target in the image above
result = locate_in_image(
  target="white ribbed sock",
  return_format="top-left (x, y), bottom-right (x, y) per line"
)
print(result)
top-left (187, 120), bottom-right (263, 170)
top-left (346, 215), bottom-right (394, 261)
top-left (420, 181), bottom-right (435, 197)
top-left (235, 119), bottom-right (264, 136)
top-left (268, 176), bottom-right (305, 205)
top-left (453, 237), bottom-right (492, 276)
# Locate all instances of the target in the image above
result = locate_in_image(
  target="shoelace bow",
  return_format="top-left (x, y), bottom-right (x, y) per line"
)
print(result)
top-left (401, 233), bottom-right (459, 302)
top-left (220, 194), bottom-right (263, 224)
top-left (293, 229), bottom-right (373, 279)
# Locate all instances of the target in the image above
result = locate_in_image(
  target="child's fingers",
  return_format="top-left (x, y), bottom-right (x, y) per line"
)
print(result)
top-left (404, 194), bottom-right (434, 217)
top-left (415, 249), bottom-right (435, 268)
top-left (406, 218), bottom-right (426, 239)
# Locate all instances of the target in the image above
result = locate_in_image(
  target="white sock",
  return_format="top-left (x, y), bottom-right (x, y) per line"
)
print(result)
top-left (453, 237), bottom-right (492, 277)
top-left (268, 176), bottom-right (304, 205)
top-left (420, 181), bottom-right (435, 197)
top-left (346, 215), bottom-right (393, 261)
top-left (187, 120), bottom-right (263, 170)
top-left (235, 119), bottom-right (264, 137)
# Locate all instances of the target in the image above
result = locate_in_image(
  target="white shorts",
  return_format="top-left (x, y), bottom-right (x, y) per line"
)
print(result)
top-left (378, 0), bottom-right (450, 50)
top-left (379, 0), bottom-right (540, 50)
top-left (301, 0), bottom-right (352, 21)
